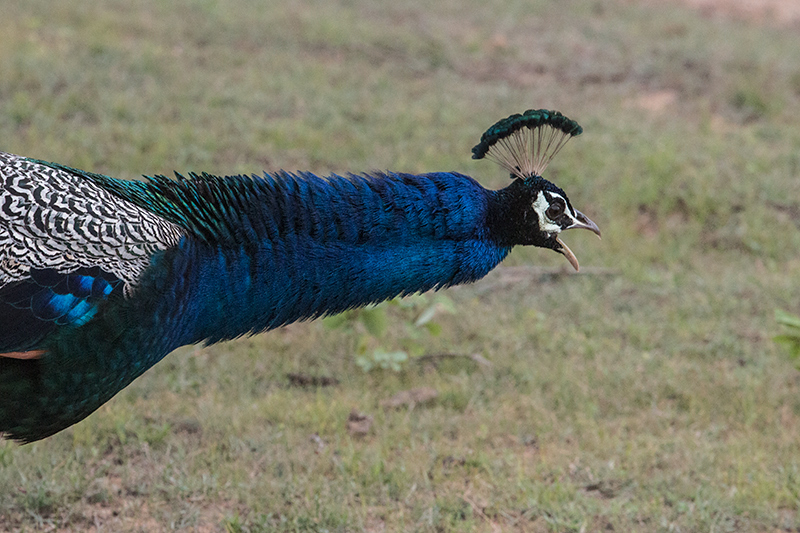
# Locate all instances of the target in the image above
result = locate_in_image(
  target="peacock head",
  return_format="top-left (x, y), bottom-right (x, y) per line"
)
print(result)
top-left (474, 109), bottom-right (601, 271)
top-left (506, 175), bottom-right (600, 271)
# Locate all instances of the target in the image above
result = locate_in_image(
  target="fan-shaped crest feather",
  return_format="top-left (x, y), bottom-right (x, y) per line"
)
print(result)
top-left (471, 109), bottom-right (583, 179)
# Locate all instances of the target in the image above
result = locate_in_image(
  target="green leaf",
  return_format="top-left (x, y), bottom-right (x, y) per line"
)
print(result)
top-left (355, 355), bottom-right (374, 372)
top-left (322, 313), bottom-right (350, 330)
top-left (415, 298), bottom-right (455, 327)
top-left (414, 305), bottom-right (439, 327)
top-left (424, 322), bottom-right (443, 336)
top-left (356, 335), bottom-right (370, 355)
top-left (435, 295), bottom-right (457, 314)
top-left (776, 309), bottom-right (800, 330)
top-left (372, 350), bottom-right (408, 372)
top-left (397, 294), bottom-right (428, 309)
top-left (360, 307), bottom-right (388, 337)
top-left (774, 336), bottom-right (800, 364)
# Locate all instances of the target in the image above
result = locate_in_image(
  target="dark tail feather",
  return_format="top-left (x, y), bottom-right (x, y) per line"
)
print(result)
top-left (0, 358), bottom-right (56, 443)
top-left (0, 356), bottom-right (114, 443)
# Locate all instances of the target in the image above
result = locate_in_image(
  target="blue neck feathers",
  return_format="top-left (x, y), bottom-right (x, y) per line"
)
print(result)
top-left (144, 171), bottom-right (511, 345)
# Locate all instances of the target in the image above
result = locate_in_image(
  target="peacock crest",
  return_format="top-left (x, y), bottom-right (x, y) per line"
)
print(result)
top-left (471, 109), bottom-right (583, 179)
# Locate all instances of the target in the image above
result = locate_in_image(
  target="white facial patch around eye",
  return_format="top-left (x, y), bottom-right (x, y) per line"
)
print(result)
top-left (532, 191), bottom-right (566, 234)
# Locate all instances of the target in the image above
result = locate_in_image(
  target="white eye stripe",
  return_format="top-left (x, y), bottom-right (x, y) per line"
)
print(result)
top-left (532, 191), bottom-right (564, 233)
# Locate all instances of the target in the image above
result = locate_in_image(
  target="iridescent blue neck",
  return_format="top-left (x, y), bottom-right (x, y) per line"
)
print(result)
top-left (160, 171), bottom-right (511, 344)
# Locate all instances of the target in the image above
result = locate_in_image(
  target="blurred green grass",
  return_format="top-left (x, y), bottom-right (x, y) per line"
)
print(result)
top-left (2, 0), bottom-right (800, 531)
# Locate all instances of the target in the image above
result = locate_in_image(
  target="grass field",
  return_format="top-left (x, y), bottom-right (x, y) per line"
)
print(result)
top-left (2, 0), bottom-right (800, 531)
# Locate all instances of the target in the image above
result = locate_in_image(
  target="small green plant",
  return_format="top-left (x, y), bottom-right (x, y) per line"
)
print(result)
top-left (357, 349), bottom-right (409, 372)
top-left (223, 514), bottom-right (244, 533)
top-left (323, 294), bottom-right (456, 372)
top-left (731, 86), bottom-right (770, 121)
top-left (775, 309), bottom-right (800, 363)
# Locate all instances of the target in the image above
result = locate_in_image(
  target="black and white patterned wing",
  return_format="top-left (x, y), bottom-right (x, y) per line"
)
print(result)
top-left (0, 152), bottom-right (184, 352)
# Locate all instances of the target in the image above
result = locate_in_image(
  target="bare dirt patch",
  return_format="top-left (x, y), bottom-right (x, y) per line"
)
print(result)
top-left (630, 90), bottom-right (679, 114)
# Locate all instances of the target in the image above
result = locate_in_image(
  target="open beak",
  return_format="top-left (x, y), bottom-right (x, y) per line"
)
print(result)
top-left (555, 210), bottom-right (601, 272)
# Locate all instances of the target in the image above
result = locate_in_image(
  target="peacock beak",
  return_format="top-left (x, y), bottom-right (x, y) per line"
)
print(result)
top-left (570, 210), bottom-right (601, 238)
top-left (555, 210), bottom-right (601, 272)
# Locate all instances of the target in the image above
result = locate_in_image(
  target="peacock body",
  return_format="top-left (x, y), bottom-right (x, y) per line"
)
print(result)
top-left (0, 110), bottom-right (599, 442)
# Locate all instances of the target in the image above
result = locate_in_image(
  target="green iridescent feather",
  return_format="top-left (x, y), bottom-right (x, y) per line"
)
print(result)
top-left (471, 109), bottom-right (582, 160)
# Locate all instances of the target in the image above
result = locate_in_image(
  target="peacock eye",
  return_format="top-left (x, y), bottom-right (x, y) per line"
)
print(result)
top-left (545, 198), bottom-right (565, 220)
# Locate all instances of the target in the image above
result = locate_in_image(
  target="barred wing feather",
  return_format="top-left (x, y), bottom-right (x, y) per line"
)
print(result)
top-left (0, 152), bottom-right (184, 353)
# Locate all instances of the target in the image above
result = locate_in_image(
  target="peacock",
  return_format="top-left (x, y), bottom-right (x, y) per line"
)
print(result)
top-left (0, 109), bottom-right (600, 442)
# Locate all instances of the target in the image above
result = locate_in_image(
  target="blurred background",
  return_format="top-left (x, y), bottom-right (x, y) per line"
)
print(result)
top-left (2, 0), bottom-right (800, 530)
